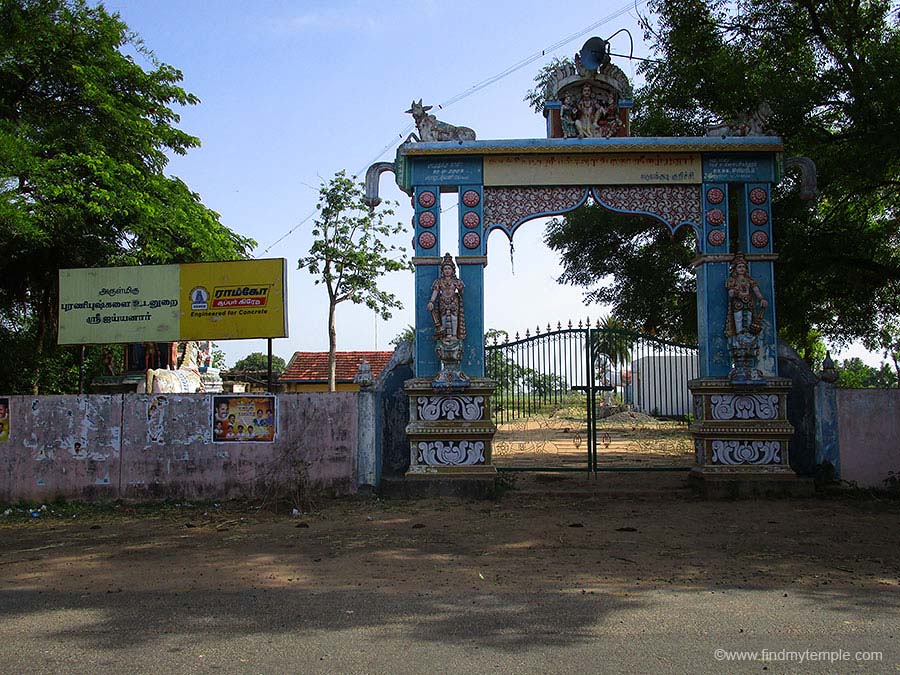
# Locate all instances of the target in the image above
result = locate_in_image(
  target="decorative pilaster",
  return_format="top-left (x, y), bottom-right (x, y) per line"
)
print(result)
top-left (413, 185), bottom-right (442, 378)
top-left (457, 184), bottom-right (487, 378)
top-left (404, 378), bottom-right (498, 476)
top-left (413, 186), bottom-right (440, 256)
top-left (354, 360), bottom-right (377, 489)
top-left (457, 256), bottom-right (486, 377)
top-left (414, 258), bottom-right (441, 377)
top-left (740, 183), bottom-right (778, 377)
top-left (695, 182), bottom-right (732, 377)
top-left (690, 377), bottom-right (795, 476)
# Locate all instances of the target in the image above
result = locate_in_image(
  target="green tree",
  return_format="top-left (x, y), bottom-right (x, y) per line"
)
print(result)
top-left (0, 0), bottom-right (255, 393)
top-left (390, 325), bottom-right (415, 346)
top-left (869, 324), bottom-right (900, 387)
top-left (232, 352), bottom-right (286, 375)
top-left (592, 315), bottom-right (634, 367)
top-left (524, 57), bottom-right (575, 114)
top-left (835, 357), bottom-right (897, 389)
top-left (545, 210), bottom-right (698, 343)
top-left (210, 343), bottom-right (227, 370)
top-left (299, 170), bottom-right (411, 391)
top-left (538, 0), bottom-right (900, 360)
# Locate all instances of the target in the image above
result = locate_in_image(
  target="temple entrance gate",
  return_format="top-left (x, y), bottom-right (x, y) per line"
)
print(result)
top-left (367, 46), bottom-right (805, 489)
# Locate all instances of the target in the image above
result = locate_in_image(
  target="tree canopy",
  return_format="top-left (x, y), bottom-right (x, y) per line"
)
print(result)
top-left (231, 352), bottom-right (287, 375)
top-left (542, 0), bottom-right (900, 359)
top-left (834, 357), bottom-right (897, 389)
top-left (390, 325), bottom-right (415, 346)
top-left (0, 0), bottom-right (255, 393)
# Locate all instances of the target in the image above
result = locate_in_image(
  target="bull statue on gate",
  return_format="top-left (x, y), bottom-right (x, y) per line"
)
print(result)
top-left (405, 100), bottom-right (476, 142)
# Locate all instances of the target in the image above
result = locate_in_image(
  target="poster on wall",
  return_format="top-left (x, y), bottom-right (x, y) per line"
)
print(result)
top-left (0, 397), bottom-right (9, 442)
top-left (147, 395), bottom-right (168, 444)
top-left (212, 395), bottom-right (277, 443)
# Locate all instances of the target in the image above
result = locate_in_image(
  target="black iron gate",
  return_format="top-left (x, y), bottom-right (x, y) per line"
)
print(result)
top-left (485, 321), bottom-right (698, 472)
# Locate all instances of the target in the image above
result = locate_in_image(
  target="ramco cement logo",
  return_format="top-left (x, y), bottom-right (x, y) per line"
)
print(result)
top-left (208, 285), bottom-right (271, 309)
top-left (190, 286), bottom-right (210, 310)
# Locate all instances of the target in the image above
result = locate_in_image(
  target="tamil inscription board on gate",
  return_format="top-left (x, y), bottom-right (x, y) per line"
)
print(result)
top-left (483, 153), bottom-right (701, 186)
top-left (58, 259), bottom-right (288, 344)
top-left (702, 154), bottom-right (775, 182)
top-left (411, 157), bottom-right (483, 186)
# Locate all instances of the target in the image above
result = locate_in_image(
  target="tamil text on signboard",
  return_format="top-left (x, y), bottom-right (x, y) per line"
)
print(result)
top-left (58, 259), bottom-right (288, 344)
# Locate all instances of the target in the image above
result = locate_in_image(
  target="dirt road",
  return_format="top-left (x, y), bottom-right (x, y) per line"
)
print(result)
top-left (1, 476), bottom-right (898, 673)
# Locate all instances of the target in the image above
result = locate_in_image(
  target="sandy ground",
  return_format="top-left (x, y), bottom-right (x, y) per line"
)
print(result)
top-left (494, 411), bottom-right (693, 469)
top-left (1, 477), bottom-right (899, 672)
top-left (2, 478), bottom-right (898, 596)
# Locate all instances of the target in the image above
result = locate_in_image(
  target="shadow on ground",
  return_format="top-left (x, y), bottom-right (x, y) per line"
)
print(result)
top-left (1, 477), bottom-right (899, 656)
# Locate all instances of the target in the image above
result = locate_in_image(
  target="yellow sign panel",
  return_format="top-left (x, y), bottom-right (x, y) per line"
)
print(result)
top-left (179, 259), bottom-right (287, 340)
top-left (484, 153), bottom-right (702, 186)
top-left (58, 259), bottom-right (288, 344)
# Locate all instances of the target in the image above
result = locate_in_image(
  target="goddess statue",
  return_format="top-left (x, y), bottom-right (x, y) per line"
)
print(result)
top-left (427, 253), bottom-right (469, 387)
top-left (725, 252), bottom-right (768, 381)
top-left (427, 253), bottom-right (466, 341)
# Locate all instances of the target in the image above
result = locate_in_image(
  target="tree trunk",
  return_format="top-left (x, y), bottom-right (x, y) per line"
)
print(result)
top-left (32, 292), bottom-right (49, 395)
top-left (328, 301), bottom-right (337, 392)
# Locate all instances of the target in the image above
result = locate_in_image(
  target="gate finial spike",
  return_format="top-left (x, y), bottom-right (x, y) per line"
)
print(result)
top-left (568, 319), bottom-right (572, 329)
top-left (525, 328), bottom-right (530, 338)
top-left (596, 319), bottom-right (601, 329)
top-left (504, 333), bottom-right (509, 344)
top-left (535, 324), bottom-right (540, 335)
top-left (515, 331), bottom-right (520, 340)
top-left (578, 319), bottom-right (583, 329)
top-left (557, 321), bottom-right (562, 330)
top-left (547, 323), bottom-right (552, 333)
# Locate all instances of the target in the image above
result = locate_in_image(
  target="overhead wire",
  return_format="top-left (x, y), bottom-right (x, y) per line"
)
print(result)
top-left (259, 0), bottom-right (649, 256)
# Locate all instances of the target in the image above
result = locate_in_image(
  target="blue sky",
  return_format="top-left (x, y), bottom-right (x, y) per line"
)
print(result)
top-left (105, 0), bottom-right (880, 367)
top-left (103, 0), bottom-right (652, 365)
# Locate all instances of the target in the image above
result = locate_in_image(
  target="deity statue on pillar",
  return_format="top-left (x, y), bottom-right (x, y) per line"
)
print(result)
top-left (427, 253), bottom-right (469, 387)
top-left (725, 252), bottom-right (768, 383)
top-left (428, 253), bottom-right (466, 341)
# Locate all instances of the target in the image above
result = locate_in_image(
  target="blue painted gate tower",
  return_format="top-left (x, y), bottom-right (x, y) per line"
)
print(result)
top-left (367, 44), bottom-right (810, 486)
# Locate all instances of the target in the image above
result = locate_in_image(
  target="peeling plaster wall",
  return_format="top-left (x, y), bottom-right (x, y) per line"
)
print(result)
top-left (837, 389), bottom-right (900, 489)
top-left (0, 393), bottom-right (356, 502)
top-left (3, 396), bottom-right (122, 502)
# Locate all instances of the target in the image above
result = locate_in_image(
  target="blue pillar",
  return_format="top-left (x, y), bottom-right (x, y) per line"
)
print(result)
top-left (458, 260), bottom-right (485, 376)
top-left (697, 182), bottom-right (731, 377)
top-left (457, 185), bottom-right (486, 376)
top-left (739, 182), bottom-right (778, 377)
top-left (413, 185), bottom-right (441, 377)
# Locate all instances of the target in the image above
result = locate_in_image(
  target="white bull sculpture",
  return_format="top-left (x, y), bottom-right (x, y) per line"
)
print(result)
top-left (406, 100), bottom-right (476, 142)
top-left (144, 341), bottom-right (203, 393)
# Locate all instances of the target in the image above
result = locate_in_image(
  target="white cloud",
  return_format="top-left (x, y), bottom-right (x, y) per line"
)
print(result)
top-left (270, 6), bottom-right (390, 35)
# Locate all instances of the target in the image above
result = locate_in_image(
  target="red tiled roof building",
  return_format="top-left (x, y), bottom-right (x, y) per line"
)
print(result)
top-left (279, 351), bottom-right (394, 392)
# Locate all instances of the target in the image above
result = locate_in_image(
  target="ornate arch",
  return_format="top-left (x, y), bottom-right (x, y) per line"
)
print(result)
top-left (482, 187), bottom-right (589, 246)
top-left (592, 185), bottom-right (701, 240)
top-left (482, 184), bottom-right (702, 251)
